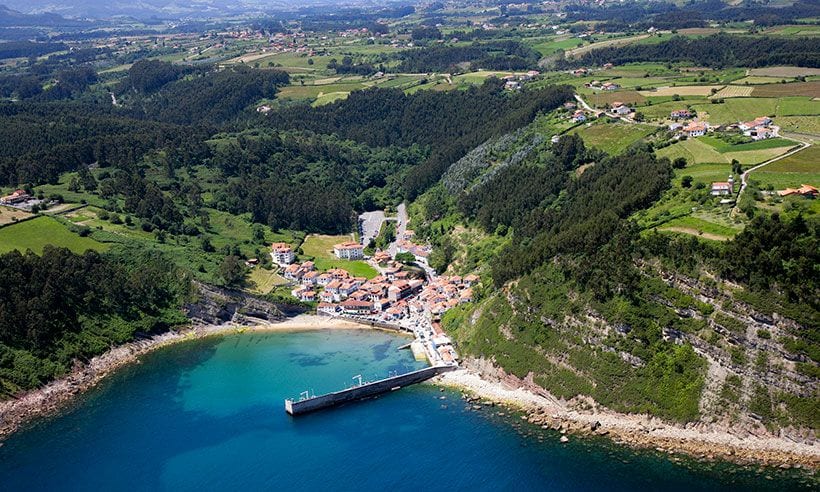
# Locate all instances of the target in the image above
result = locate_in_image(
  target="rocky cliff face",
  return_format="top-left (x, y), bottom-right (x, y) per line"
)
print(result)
top-left (447, 265), bottom-right (817, 441)
top-left (185, 282), bottom-right (306, 326)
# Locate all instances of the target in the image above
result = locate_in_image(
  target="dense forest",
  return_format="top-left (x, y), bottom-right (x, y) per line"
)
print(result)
top-left (265, 81), bottom-right (574, 198)
top-left (0, 247), bottom-right (190, 395)
top-left (567, 34), bottom-right (820, 69)
top-left (0, 40), bottom-right (66, 59)
top-left (208, 130), bottom-right (425, 233)
top-left (396, 41), bottom-right (540, 73)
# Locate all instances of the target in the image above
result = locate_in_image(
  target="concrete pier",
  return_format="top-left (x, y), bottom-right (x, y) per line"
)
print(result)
top-left (285, 365), bottom-right (456, 416)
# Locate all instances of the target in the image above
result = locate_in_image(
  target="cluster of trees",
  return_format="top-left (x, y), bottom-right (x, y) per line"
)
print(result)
top-left (567, 34), bottom-right (820, 69)
top-left (411, 25), bottom-right (443, 41)
top-left (0, 247), bottom-right (190, 395)
top-left (123, 59), bottom-right (190, 93)
top-left (396, 41), bottom-right (540, 73)
top-left (0, 102), bottom-right (207, 186)
top-left (566, 0), bottom-right (820, 29)
top-left (131, 66), bottom-right (289, 125)
top-left (459, 134), bottom-right (594, 233)
top-left (0, 40), bottom-right (66, 59)
top-left (265, 81), bottom-right (574, 199)
top-left (207, 130), bottom-right (424, 233)
top-left (327, 57), bottom-right (381, 76)
top-left (491, 148), bottom-right (674, 291)
top-left (642, 213), bottom-right (819, 319)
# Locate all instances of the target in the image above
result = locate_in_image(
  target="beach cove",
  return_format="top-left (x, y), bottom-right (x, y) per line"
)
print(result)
top-left (0, 326), bottom-right (817, 490)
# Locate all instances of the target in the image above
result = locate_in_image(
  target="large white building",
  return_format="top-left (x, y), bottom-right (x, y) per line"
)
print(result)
top-left (270, 242), bottom-right (295, 266)
top-left (333, 242), bottom-right (364, 260)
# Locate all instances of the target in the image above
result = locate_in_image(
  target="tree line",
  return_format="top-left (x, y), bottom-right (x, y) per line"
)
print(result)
top-left (565, 33), bottom-right (820, 69)
top-left (0, 247), bottom-right (190, 396)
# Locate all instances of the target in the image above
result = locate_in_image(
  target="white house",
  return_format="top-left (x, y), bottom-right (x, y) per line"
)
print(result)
top-left (681, 121), bottom-right (707, 138)
top-left (333, 242), bottom-right (364, 260)
top-left (710, 177), bottom-right (734, 196)
top-left (270, 242), bottom-right (295, 266)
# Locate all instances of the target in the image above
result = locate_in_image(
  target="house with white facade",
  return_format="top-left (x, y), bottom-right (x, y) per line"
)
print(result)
top-left (270, 242), bottom-right (295, 266)
top-left (333, 242), bottom-right (364, 260)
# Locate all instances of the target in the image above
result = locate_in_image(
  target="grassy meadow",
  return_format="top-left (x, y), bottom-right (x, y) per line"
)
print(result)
top-left (300, 234), bottom-right (377, 278)
top-left (0, 216), bottom-right (110, 255)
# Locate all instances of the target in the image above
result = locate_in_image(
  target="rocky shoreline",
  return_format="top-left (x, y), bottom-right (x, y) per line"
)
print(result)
top-left (4, 321), bottom-right (817, 473)
top-left (435, 366), bottom-right (820, 471)
top-left (0, 315), bottom-right (374, 441)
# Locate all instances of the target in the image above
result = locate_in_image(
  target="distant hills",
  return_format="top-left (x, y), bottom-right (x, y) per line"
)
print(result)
top-left (0, 4), bottom-right (89, 26)
top-left (0, 0), bottom-right (397, 20)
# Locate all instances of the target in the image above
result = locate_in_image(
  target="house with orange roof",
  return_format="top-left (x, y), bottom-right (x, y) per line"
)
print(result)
top-left (340, 299), bottom-right (372, 315)
top-left (778, 184), bottom-right (818, 198)
top-left (681, 121), bottom-right (708, 138)
top-left (0, 189), bottom-right (30, 205)
top-left (317, 302), bottom-right (338, 315)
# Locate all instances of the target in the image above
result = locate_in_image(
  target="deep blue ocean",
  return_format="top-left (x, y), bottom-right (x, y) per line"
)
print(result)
top-left (0, 330), bottom-right (814, 491)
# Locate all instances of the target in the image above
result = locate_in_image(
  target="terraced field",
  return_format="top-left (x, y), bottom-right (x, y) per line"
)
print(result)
top-left (657, 215), bottom-right (741, 241)
top-left (657, 138), bottom-right (795, 166)
top-left (749, 67), bottom-right (820, 77)
top-left (712, 86), bottom-right (754, 98)
top-left (581, 90), bottom-right (646, 107)
top-left (0, 205), bottom-right (33, 226)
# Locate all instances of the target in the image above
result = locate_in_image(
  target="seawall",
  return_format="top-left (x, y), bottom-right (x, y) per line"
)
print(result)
top-left (286, 365), bottom-right (455, 415)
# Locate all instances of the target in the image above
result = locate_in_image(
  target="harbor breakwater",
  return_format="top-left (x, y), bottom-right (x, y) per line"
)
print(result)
top-left (285, 365), bottom-right (456, 415)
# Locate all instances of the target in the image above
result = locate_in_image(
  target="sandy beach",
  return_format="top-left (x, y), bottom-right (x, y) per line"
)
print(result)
top-left (435, 368), bottom-right (820, 470)
top-left (0, 314), bottom-right (376, 440)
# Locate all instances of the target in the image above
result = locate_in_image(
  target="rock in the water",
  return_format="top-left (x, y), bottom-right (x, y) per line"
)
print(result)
top-left (560, 436), bottom-right (569, 443)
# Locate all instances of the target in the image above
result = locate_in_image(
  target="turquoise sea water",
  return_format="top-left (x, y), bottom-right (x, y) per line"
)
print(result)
top-left (0, 330), bottom-right (814, 491)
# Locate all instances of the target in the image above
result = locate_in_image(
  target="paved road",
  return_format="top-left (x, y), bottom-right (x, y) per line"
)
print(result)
top-left (388, 203), bottom-right (408, 256)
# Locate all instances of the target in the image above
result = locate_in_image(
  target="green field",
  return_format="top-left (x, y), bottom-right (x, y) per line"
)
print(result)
top-left (677, 162), bottom-right (735, 184)
top-left (657, 139), bottom-right (726, 165)
top-left (657, 215), bottom-right (741, 241)
top-left (530, 37), bottom-right (585, 56)
top-left (300, 234), bottom-right (377, 278)
top-left (657, 137), bottom-right (795, 166)
top-left (777, 97), bottom-right (820, 116)
top-left (776, 116), bottom-right (820, 134)
top-left (248, 267), bottom-right (288, 294)
top-left (698, 136), bottom-right (797, 153)
top-left (571, 123), bottom-right (657, 154)
top-left (751, 145), bottom-right (820, 189)
top-left (0, 216), bottom-right (110, 255)
top-left (691, 98), bottom-right (778, 125)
